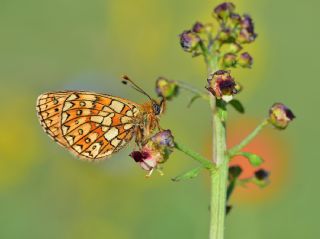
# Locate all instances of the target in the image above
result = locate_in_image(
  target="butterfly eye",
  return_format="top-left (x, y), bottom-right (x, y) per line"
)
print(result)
top-left (153, 103), bottom-right (161, 115)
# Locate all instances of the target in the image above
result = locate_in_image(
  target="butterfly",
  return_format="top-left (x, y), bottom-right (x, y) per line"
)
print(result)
top-left (36, 76), bottom-right (165, 161)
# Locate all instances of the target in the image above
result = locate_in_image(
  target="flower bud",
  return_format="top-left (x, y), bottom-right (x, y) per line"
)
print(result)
top-left (218, 28), bottom-right (232, 42)
top-left (228, 43), bottom-right (242, 53)
top-left (179, 30), bottom-right (201, 52)
top-left (268, 103), bottom-right (295, 129)
top-left (213, 2), bottom-right (235, 21)
top-left (206, 70), bottom-right (240, 102)
top-left (151, 130), bottom-right (175, 148)
top-left (192, 21), bottom-right (205, 33)
top-left (237, 14), bottom-right (257, 43)
top-left (228, 165), bottom-right (242, 180)
top-left (237, 52), bottom-right (253, 68)
top-left (155, 77), bottom-right (178, 100)
top-left (222, 53), bottom-right (237, 68)
top-left (230, 13), bottom-right (241, 25)
top-left (254, 169), bottom-right (269, 181)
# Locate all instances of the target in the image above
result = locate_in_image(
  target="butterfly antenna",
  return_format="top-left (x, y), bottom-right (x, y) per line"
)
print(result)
top-left (121, 75), bottom-right (153, 101)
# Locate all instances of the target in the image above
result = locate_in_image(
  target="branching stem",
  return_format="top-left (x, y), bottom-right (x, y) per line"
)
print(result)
top-left (174, 141), bottom-right (215, 171)
top-left (228, 119), bottom-right (269, 157)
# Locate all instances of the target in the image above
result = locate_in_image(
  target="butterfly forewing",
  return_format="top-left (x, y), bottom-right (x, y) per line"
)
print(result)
top-left (36, 91), bottom-right (141, 161)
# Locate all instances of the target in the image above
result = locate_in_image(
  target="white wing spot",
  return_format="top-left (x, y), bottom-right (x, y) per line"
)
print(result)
top-left (66, 94), bottom-right (78, 101)
top-left (126, 110), bottom-right (133, 117)
top-left (61, 112), bottom-right (69, 123)
top-left (90, 116), bottom-right (104, 124)
top-left (110, 101), bottom-right (124, 113)
top-left (104, 127), bottom-right (118, 141)
top-left (133, 107), bottom-right (139, 116)
top-left (124, 124), bottom-right (133, 130)
top-left (102, 126), bottom-right (109, 132)
top-left (65, 135), bottom-right (74, 144)
top-left (102, 106), bottom-right (113, 113)
top-left (62, 125), bottom-right (69, 135)
top-left (98, 111), bottom-right (109, 116)
top-left (73, 145), bottom-right (82, 153)
top-left (111, 138), bottom-right (121, 147)
top-left (102, 116), bottom-right (112, 126)
top-left (120, 116), bottom-right (131, 124)
top-left (63, 101), bottom-right (73, 111)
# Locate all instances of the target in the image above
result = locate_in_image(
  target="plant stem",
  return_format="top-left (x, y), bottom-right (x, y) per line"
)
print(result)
top-left (174, 141), bottom-right (215, 170)
top-left (200, 38), bottom-right (227, 239)
top-left (228, 119), bottom-right (269, 157)
top-left (175, 80), bottom-right (209, 100)
top-left (209, 103), bottom-right (228, 239)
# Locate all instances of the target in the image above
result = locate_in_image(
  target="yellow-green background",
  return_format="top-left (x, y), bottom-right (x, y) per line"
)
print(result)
top-left (0, 0), bottom-right (317, 238)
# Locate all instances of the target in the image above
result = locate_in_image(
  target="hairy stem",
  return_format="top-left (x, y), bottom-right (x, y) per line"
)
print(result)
top-left (210, 102), bottom-right (228, 239)
top-left (228, 119), bottom-right (269, 157)
top-left (200, 39), bottom-right (227, 239)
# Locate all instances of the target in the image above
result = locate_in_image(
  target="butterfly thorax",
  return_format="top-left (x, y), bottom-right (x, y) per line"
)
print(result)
top-left (134, 101), bottom-right (161, 146)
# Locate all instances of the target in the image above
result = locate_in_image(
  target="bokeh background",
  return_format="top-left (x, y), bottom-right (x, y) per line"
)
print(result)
top-left (0, 0), bottom-right (318, 238)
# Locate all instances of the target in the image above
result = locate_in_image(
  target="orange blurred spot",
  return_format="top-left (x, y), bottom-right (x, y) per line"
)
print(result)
top-left (228, 117), bottom-right (291, 204)
top-left (204, 117), bottom-right (291, 205)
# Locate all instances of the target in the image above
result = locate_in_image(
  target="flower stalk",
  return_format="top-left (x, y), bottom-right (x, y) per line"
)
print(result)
top-left (174, 141), bottom-right (214, 170)
top-left (157, 2), bottom-right (295, 239)
top-left (228, 119), bottom-right (269, 157)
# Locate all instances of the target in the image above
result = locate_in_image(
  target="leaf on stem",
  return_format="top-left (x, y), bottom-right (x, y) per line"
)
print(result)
top-left (229, 99), bottom-right (245, 113)
top-left (172, 166), bottom-right (202, 182)
top-left (239, 152), bottom-right (264, 166)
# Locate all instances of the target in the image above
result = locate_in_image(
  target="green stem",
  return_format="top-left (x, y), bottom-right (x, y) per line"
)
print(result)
top-left (174, 141), bottom-right (215, 170)
top-left (228, 119), bottom-right (269, 157)
top-left (175, 80), bottom-right (209, 100)
top-left (199, 41), bottom-right (218, 74)
top-left (209, 105), bottom-right (228, 239)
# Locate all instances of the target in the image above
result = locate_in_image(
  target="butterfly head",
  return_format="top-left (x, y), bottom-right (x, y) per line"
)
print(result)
top-left (121, 75), bottom-right (166, 116)
top-left (152, 97), bottom-right (166, 116)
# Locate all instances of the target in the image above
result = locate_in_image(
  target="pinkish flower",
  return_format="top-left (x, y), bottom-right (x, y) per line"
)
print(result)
top-left (129, 130), bottom-right (175, 176)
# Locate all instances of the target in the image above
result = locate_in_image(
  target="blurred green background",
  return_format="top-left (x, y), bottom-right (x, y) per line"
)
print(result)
top-left (0, 0), bottom-right (317, 238)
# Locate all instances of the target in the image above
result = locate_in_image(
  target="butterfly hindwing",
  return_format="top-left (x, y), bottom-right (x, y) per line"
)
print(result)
top-left (36, 91), bottom-right (140, 161)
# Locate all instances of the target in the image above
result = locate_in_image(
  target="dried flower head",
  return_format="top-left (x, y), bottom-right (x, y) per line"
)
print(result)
top-left (230, 13), bottom-right (241, 25)
top-left (237, 52), bottom-right (253, 68)
top-left (155, 77), bottom-right (178, 100)
top-left (129, 130), bottom-right (175, 176)
top-left (179, 30), bottom-right (201, 52)
top-left (213, 2), bottom-right (235, 21)
top-left (237, 14), bottom-right (257, 43)
top-left (206, 70), bottom-right (240, 102)
top-left (222, 53), bottom-right (237, 68)
top-left (192, 21), bottom-right (205, 33)
top-left (269, 103), bottom-right (295, 129)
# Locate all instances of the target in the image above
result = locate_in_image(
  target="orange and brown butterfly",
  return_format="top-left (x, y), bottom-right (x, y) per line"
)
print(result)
top-left (36, 76), bottom-right (166, 161)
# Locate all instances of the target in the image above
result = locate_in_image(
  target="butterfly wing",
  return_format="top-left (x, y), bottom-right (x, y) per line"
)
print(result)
top-left (36, 91), bottom-right (141, 161)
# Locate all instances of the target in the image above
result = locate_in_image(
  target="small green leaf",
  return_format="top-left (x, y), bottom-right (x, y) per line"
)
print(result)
top-left (172, 167), bottom-right (202, 182)
top-left (187, 95), bottom-right (201, 107)
top-left (229, 99), bottom-right (245, 113)
top-left (239, 152), bottom-right (264, 167)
